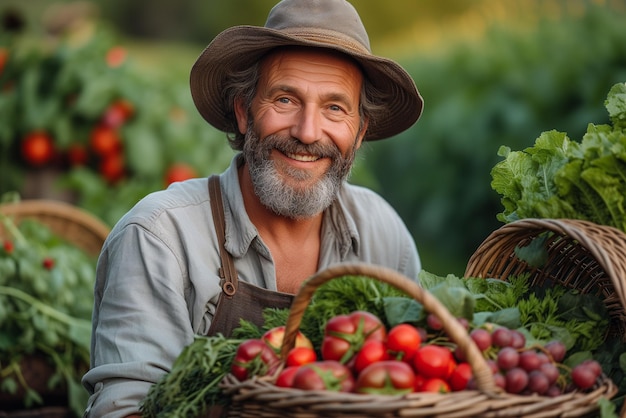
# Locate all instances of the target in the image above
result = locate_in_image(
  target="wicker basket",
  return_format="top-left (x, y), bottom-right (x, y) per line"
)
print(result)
top-left (220, 262), bottom-right (617, 418)
top-left (465, 218), bottom-right (626, 343)
top-left (0, 199), bottom-right (110, 258)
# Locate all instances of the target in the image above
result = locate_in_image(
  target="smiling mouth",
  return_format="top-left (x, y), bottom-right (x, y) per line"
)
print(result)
top-left (285, 152), bottom-right (320, 162)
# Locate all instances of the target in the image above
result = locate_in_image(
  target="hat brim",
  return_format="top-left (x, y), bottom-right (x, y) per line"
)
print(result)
top-left (190, 25), bottom-right (423, 141)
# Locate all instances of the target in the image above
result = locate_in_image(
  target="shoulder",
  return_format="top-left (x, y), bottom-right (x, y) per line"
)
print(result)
top-left (337, 182), bottom-right (402, 221)
top-left (109, 178), bottom-right (211, 238)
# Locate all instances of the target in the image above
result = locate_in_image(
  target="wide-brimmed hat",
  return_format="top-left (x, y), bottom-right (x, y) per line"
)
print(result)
top-left (190, 0), bottom-right (423, 141)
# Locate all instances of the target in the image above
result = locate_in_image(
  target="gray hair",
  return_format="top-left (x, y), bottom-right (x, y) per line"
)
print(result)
top-left (221, 54), bottom-right (385, 151)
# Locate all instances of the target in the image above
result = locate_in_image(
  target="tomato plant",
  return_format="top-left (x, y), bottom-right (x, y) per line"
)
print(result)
top-left (0, 47), bottom-right (7, 75)
top-left (291, 360), bottom-right (354, 392)
top-left (0, 216), bottom-right (97, 415)
top-left (102, 99), bottom-right (135, 128)
top-left (321, 311), bottom-right (386, 364)
top-left (66, 144), bottom-right (89, 167)
top-left (230, 339), bottom-right (279, 381)
top-left (164, 163), bottom-right (198, 187)
top-left (355, 360), bottom-right (416, 395)
top-left (99, 153), bottom-right (126, 184)
top-left (20, 131), bottom-right (55, 167)
top-left (90, 125), bottom-right (123, 157)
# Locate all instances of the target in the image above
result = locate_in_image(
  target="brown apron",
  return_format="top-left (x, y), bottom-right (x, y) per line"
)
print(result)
top-left (204, 176), bottom-right (294, 417)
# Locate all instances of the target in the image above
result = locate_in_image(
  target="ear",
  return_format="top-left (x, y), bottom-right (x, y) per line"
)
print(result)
top-left (355, 117), bottom-right (369, 149)
top-left (234, 97), bottom-right (248, 135)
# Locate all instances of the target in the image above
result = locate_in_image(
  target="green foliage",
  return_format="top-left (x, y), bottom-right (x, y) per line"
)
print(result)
top-left (140, 334), bottom-right (244, 417)
top-left (361, 4), bottom-right (626, 275)
top-left (491, 82), bottom-right (626, 231)
top-left (0, 17), bottom-right (233, 227)
top-left (0, 212), bottom-right (96, 416)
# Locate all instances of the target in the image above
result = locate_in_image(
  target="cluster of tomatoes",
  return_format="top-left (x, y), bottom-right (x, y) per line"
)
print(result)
top-left (230, 311), bottom-right (473, 395)
top-left (18, 96), bottom-right (198, 187)
top-left (18, 99), bottom-right (134, 184)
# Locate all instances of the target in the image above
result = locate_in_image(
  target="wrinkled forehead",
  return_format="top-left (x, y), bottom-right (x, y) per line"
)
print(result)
top-left (259, 46), bottom-right (365, 80)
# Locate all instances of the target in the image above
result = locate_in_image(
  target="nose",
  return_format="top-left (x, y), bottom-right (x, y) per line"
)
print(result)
top-left (290, 106), bottom-right (322, 144)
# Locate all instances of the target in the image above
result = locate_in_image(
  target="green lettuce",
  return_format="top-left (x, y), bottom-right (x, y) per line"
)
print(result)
top-left (491, 82), bottom-right (626, 230)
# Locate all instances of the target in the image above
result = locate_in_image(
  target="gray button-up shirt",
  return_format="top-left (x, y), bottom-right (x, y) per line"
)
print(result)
top-left (82, 154), bottom-right (420, 417)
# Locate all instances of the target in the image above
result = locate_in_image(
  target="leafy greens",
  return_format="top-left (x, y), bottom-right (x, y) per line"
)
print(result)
top-left (491, 82), bottom-right (626, 229)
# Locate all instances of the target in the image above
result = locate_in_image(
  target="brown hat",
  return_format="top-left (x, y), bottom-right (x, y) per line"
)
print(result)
top-left (190, 0), bottom-right (423, 141)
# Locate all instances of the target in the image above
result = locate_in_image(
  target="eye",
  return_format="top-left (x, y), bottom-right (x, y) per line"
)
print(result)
top-left (277, 97), bottom-right (291, 104)
top-left (329, 104), bottom-right (344, 112)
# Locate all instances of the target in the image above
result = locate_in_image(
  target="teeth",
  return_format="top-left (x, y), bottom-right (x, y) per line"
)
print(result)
top-left (286, 152), bottom-right (319, 162)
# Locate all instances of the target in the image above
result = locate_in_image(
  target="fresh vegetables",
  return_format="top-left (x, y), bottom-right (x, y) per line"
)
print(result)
top-left (291, 360), bottom-right (354, 392)
top-left (355, 360), bottom-right (416, 395)
top-left (491, 82), bottom-right (626, 228)
top-left (320, 310), bottom-right (386, 365)
top-left (140, 273), bottom-right (621, 417)
top-left (140, 334), bottom-right (244, 417)
top-left (262, 325), bottom-right (313, 353)
top-left (0, 210), bottom-right (96, 416)
top-left (285, 346), bottom-right (317, 368)
top-left (229, 338), bottom-right (279, 381)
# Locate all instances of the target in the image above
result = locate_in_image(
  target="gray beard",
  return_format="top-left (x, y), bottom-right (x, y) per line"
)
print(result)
top-left (242, 126), bottom-right (358, 220)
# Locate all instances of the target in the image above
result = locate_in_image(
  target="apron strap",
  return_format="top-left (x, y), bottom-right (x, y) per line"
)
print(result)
top-left (208, 175), bottom-right (238, 297)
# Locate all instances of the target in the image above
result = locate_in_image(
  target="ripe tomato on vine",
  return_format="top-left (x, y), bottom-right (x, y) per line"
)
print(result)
top-left (21, 131), bottom-right (55, 167)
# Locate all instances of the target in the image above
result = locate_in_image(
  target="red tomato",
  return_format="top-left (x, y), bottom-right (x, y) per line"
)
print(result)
top-left (90, 125), bottom-right (122, 157)
top-left (291, 361), bottom-right (354, 392)
top-left (420, 377), bottom-right (451, 393)
top-left (42, 257), bottom-right (55, 270)
top-left (21, 131), bottom-right (55, 166)
top-left (66, 144), bottom-right (89, 166)
top-left (0, 48), bottom-right (8, 75)
top-left (164, 163), bottom-right (198, 187)
top-left (413, 345), bottom-right (456, 380)
top-left (321, 311), bottom-right (386, 365)
top-left (414, 374), bottom-right (427, 392)
top-left (231, 339), bottom-right (280, 381)
top-left (106, 46), bottom-right (127, 68)
top-left (355, 360), bottom-right (416, 395)
top-left (275, 366), bottom-right (300, 388)
top-left (386, 323), bottom-right (421, 362)
top-left (449, 362), bottom-right (473, 391)
top-left (99, 153), bottom-right (125, 183)
top-left (353, 339), bottom-right (389, 374)
top-left (102, 99), bottom-right (135, 128)
top-left (262, 326), bottom-right (313, 353)
top-left (3, 240), bottom-right (14, 254)
top-left (286, 347), bottom-right (317, 367)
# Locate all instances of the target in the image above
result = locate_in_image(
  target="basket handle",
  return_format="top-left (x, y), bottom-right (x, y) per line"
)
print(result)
top-left (280, 262), bottom-right (497, 394)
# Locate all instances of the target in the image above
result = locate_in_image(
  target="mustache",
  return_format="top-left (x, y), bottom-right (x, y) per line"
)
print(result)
top-left (262, 134), bottom-right (343, 160)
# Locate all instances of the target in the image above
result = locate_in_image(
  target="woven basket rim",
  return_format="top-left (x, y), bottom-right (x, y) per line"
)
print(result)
top-left (465, 218), bottom-right (626, 337)
top-left (0, 199), bottom-right (110, 257)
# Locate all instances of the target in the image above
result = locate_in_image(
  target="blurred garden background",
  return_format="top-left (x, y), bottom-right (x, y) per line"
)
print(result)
top-left (1, 0), bottom-right (626, 276)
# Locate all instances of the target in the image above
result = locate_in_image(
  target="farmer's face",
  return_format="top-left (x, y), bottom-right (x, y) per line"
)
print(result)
top-left (236, 48), bottom-right (368, 219)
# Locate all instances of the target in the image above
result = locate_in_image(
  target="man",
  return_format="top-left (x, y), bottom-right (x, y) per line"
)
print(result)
top-left (82, 0), bottom-right (424, 416)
